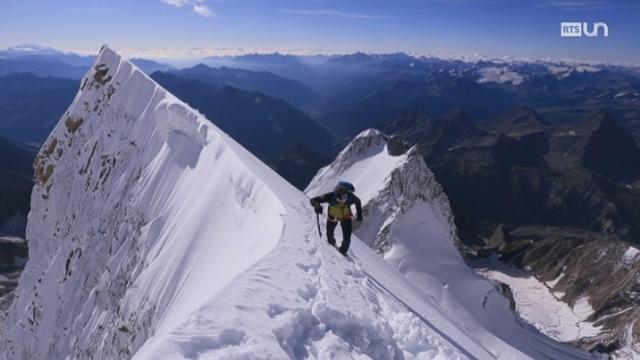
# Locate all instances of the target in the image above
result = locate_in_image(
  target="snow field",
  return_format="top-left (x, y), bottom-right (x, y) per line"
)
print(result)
top-left (475, 262), bottom-right (601, 343)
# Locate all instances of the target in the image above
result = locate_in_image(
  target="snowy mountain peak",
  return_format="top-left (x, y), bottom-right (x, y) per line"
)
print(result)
top-left (309, 128), bottom-right (409, 198)
top-left (2, 45), bottom-right (291, 358)
top-left (355, 128), bottom-right (383, 139)
top-left (342, 127), bottom-right (390, 156)
top-left (307, 129), bottom-right (453, 252)
top-left (1, 47), bottom-right (518, 360)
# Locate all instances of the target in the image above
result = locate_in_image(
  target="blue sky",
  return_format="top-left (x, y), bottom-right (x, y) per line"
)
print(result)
top-left (1, 0), bottom-right (638, 63)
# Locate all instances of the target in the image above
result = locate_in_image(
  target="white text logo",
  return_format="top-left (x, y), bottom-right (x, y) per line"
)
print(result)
top-left (561, 22), bottom-right (609, 37)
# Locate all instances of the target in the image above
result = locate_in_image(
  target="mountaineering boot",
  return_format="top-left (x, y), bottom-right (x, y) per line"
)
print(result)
top-left (326, 220), bottom-right (337, 246)
top-left (338, 246), bottom-right (348, 257)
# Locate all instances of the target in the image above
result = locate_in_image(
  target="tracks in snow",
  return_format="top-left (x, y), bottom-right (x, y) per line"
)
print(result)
top-left (151, 201), bottom-right (476, 359)
top-left (271, 204), bottom-right (472, 359)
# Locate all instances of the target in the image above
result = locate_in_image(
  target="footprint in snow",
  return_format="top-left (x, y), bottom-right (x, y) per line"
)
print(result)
top-left (297, 283), bottom-right (319, 301)
top-left (267, 303), bottom-right (289, 318)
top-left (296, 262), bottom-right (320, 274)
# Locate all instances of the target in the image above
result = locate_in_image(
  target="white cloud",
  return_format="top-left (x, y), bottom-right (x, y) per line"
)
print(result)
top-left (161, 0), bottom-right (214, 17)
top-left (162, 0), bottom-right (190, 7)
top-left (281, 9), bottom-right (389, 20)
top-left (193, 4), bottom-right (213, 17)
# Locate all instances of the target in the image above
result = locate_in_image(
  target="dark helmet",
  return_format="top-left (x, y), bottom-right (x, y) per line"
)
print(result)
top-left (335, 181), bottom-right (355, 194)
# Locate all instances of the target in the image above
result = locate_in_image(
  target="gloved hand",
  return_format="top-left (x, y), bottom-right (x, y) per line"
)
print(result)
top-left (314, 206), bottom-right (323, 214)
top-left (356, 214), bottom-right (363, 222)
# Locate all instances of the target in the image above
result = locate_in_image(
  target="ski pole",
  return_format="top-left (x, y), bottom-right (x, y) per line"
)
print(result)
top-left (316, 213), bottom-right (322, 237)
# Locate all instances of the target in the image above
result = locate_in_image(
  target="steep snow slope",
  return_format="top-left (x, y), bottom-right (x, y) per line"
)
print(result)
top-left (2, 47), bottom-right (502, 359)
top-left (306, 130), bottom-right (595, 359)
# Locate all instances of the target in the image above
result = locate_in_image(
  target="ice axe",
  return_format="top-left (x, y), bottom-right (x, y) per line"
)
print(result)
top-left (316, 213), bottom-right (322, 237)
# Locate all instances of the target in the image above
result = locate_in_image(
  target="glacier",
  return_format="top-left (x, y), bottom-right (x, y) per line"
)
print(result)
top-left (0, 46), bottom-right (595, 359)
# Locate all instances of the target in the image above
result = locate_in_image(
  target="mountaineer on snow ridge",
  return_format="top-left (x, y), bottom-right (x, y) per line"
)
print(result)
top-left (310, 181), bottom-right (363, 256)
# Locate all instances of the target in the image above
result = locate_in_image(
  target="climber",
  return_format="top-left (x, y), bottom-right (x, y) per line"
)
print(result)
top-left (310, 181), bottom-right (363, 256)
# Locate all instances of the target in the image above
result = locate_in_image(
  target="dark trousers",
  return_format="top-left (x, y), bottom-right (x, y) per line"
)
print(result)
top-left (326, 218), bottom-right (352, 254)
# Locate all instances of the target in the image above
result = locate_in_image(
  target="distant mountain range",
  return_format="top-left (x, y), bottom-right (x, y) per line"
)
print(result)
top-left (168, 64), bottom-right (320, 110)
top-left (0, 57), bottom-right (88, 79)
top-left (2, 44), bottom-right (639, 206)
top-left (204, 53), bottom-right (318, 87)
top-left (0, 45), bottom-right (174, 79)
top-left (205, 52), bottom-right (640, 143)
top-left (316, 63), bottom-right (640, 141)
top-left (0, 73), bottom-right (78, 144)
top-left (3, 45), bottom-right (639, 141)
top-left (0, 44), bottom-right (95, 67)
top-left (318, 73), bottom-right (514, 139)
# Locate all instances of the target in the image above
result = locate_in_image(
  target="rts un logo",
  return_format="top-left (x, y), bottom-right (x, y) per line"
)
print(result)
top-left (561, 22), bottom-right (609, 37)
